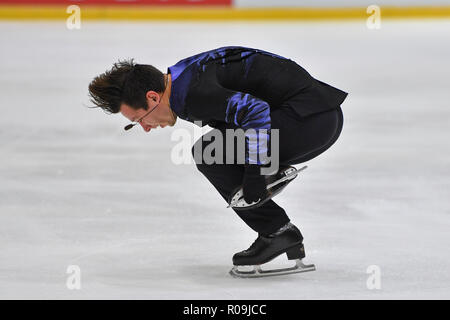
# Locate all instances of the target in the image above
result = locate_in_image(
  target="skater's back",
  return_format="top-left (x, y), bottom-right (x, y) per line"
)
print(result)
top-left (168, 46), bottom-right (348, 123)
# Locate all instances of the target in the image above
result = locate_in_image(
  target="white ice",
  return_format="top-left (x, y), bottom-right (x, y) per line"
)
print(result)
top-left (0, 20), bottom-right (449, 299)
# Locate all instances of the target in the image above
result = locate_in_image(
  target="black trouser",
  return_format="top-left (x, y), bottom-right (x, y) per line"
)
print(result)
top-left (193, 105), bottom-right (344, 236)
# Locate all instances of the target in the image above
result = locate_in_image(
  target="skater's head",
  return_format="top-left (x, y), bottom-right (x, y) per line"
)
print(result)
top-left (88, 59), bottom-right (176, 132)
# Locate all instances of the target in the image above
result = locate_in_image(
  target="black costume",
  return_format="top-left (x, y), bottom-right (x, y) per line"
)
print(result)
top-left (168, 46), bottom-right (347, 236)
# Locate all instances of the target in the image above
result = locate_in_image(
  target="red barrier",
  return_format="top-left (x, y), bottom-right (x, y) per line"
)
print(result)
top-left (0, 0), bottom-right (232, 6)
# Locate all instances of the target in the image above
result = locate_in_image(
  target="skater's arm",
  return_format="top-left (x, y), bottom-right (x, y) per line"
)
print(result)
top-left (186, 64), bottom-right (271, 165)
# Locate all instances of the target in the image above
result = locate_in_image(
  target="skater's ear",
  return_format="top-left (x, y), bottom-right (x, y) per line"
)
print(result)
top-left (145, 90), bottom-right (160, 104)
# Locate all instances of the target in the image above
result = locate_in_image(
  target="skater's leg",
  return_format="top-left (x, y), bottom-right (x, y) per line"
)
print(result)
top-left (192, 131), bottom-right (290, 235)
top-left (271, 105), bottom-right (344, 166)
top-left (229, 107), bottom-right (343, 274)
top-left (193, 105), bottom-right (343, 235)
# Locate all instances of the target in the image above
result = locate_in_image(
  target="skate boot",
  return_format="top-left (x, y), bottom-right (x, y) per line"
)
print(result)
top-left (230, 223), bottom-right (316, 278)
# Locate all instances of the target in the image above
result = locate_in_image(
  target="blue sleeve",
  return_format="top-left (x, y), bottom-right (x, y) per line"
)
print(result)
top-left (225, 92), bottom-right (271, 165)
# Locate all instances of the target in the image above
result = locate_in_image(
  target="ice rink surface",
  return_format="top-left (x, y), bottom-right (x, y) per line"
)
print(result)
top-left (0, 19), bottom-right (449, 299)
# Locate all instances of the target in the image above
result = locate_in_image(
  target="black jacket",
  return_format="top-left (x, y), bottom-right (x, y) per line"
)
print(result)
top-left (168, 46), bottom-right (348, 164)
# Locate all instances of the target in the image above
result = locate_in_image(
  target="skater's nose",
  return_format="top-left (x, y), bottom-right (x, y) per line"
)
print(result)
top-left (139, 122), bottom-right (151, 132)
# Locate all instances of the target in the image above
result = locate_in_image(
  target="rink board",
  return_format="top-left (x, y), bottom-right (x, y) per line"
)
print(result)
top-left (1, 5), bottom-right (450, 20)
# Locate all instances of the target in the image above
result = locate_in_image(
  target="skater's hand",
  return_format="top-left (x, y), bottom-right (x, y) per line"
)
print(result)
top-left (242, 165), bottom-right (268, 204)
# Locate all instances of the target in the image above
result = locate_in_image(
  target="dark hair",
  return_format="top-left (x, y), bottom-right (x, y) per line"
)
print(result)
top-left (88, 59), bottom-right (165, 114)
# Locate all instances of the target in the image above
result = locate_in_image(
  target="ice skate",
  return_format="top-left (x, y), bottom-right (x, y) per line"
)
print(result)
top-left (227, 165), bottom-right (307, 211)
top-left (229, 222), bottom-right (316, 278)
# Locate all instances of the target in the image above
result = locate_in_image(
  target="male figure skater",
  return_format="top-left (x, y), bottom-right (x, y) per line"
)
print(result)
top-left (88, 46), bottom-right (347, 277)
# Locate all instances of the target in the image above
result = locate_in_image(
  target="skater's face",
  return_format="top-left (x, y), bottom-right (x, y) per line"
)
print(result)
top-left (120, 74), bottom-right (176, 132)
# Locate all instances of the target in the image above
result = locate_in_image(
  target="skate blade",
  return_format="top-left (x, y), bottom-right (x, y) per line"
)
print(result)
top-left (227, 166), bottom-right (307, 210)
top-left (229, 259), bottom-right (316, 278)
